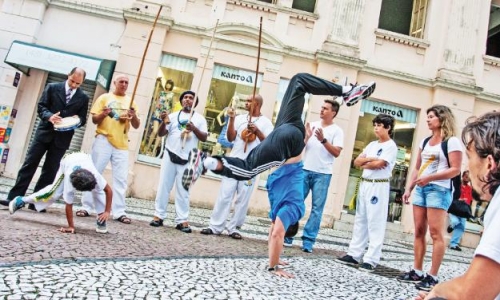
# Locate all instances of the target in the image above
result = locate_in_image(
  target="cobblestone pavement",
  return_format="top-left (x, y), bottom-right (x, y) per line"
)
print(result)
top-left (0, 177), bottom-right (472, 299)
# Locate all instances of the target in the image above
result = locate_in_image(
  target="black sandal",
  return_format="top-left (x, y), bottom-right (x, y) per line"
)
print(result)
top-left (116, 215), bottom-right (131, 224)
top-left (149, 218), bottom-right (163, 227)
top-left (229, 232), bottom-right (242, 240)
top-left (200, 228), bottom-right (214, 235)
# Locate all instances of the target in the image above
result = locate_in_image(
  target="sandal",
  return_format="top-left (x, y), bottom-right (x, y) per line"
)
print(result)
top-left (200, 228), bottom-right (214, 235)
top-left (116, 215), bottom-right (132, 224)
top-left (149, 217), bottom-right (163, 227)
top-left (76, 210), bottom-right (89, 217)
top-left (229, 232), bottom-right (242, 240)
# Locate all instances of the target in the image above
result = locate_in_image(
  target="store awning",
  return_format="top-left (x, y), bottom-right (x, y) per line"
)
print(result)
top-left (4, 40), bottom-right (116, 91)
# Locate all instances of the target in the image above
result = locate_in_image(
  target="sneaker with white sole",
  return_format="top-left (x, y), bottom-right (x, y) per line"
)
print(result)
top-left (9, 196), bottom-right (25, 214)
top-left (283, 237), bottom-right (293, 247)
top-left (181, 148), bottom-right (207, 190)
top-left (343, 82), bottom-right (376, 107)
top-left (96, 219), bottom-right (108, 234)
top-left (415, 274), bottom-right (439, 291)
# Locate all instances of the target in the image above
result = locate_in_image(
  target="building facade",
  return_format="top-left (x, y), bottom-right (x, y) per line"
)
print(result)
top-left (1, 0), bottom-right (499, 234)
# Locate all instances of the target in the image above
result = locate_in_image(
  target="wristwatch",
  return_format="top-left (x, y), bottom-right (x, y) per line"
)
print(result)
top-left (321, 138), bottom-right (327, 144)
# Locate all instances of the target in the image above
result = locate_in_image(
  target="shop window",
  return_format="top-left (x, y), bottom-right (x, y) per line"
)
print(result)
top-left (258, 78), bottom-right (310, 188)
top-left (378, 0), bottom-right (428, 39)
top-left (258, 0), bottom-right (276, 4)
top-left (343, 99), bottom-right (417, 223)
top-left (138, 54), bottom-right (197, 165)
top-left (292, 0), bottom-right (316, 13)
top-left (202, 64), bottom-right (263, 159)
top-left (487, 4), bottom-right (500, 58)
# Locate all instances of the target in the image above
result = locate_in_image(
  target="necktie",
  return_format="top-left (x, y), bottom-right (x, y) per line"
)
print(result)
top-left (66, 89), bottom-right (73, 104)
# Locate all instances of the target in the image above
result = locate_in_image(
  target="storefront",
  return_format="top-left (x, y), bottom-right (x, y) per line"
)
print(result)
top-left (343, 99), bottom-right (417, 223)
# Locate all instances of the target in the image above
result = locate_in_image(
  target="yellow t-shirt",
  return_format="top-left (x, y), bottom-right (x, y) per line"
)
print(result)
top-left (91, 93), bottom-right (139, 150)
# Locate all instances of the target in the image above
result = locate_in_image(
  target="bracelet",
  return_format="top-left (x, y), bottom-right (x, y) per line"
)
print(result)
top-left (268, 265), bottom-right (279, 272)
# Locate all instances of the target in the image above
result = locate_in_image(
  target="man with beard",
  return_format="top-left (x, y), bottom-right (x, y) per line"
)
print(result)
top-left (149, 91), bottom-right (208, 233)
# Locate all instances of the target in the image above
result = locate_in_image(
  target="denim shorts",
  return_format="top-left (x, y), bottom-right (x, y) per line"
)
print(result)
top-left (412, 184), bottom-right (452, 210)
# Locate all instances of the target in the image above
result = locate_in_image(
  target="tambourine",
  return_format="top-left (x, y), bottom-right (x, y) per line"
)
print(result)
top-left (54, 116), bottom-right (81, 131)
top-left (240, 128), bottom-right (257, 143)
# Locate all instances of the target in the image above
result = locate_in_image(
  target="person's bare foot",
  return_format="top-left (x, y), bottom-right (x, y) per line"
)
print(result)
top-left (271, 268), bottom-right (295, 278)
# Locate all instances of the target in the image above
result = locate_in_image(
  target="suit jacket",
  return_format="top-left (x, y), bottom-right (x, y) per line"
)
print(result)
top-left (36, 81), bottom-right (90, 149)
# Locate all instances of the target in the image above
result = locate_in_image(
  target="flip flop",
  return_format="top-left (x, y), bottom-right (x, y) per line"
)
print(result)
top-left (116, 215), bottom-right (131, 224)
top-left (76, 210), bottom-right (89, 217)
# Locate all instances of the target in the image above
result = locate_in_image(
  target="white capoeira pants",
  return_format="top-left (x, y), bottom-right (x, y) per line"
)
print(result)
top-left (347, 180), bottom-right (390, 266)
top-left (23, 176), bottom-right (106, 213)
top-left (81, 135), bottom-right (128, 219)
top-left (154, 151), bottom-right (191, 224)
top-left (209, 176), bottom-right (256, 234)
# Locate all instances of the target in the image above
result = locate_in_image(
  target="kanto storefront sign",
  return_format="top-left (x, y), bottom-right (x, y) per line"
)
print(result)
top-left (212, 65), bottom-right (263, 87)
top-left (361, 99), bottom-right (417, 124)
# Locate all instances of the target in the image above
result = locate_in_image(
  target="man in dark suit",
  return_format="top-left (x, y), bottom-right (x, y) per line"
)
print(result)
top-left (5, 67), bottom-right (89, 211)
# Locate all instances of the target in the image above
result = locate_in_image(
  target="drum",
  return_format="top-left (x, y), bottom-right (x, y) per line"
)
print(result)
top-left (54, 116), bottom-right (81, 131)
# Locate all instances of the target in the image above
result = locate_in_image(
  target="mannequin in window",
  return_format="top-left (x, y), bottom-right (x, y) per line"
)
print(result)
top-left (146, 79), bottom-right (175, 156)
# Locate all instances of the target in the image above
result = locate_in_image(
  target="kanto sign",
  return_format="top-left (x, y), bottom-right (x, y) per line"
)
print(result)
top-left (220, 71), bottom-right (254, 84)
top-left (372, 105), bottom-right (404, 118)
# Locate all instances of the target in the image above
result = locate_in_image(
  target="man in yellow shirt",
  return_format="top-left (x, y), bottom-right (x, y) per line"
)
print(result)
top-left (77, 74), bottom-right (140, 224)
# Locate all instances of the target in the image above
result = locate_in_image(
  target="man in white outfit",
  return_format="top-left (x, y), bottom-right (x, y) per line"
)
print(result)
top-left (200, 95), bottom-right (273, 239)
top-left (9, 152), bottom-right (112, 234)
top-left (78, 74), bottom-right (140, 224)
top-left (149, 91), bottom-right (208, 233)
top-left (336, 113), bottom-right (397, 272)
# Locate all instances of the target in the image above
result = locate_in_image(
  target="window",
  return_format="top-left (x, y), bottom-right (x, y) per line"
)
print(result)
top-left (378, 0), bottom-right (428, 38)
top-left (258, 0), bottom-right (275, 3)
top-left (292, 0), bottom-right (316, 13)
top-left (487, 5), bottom-right (500, 58)
top-left (138, 54), bottom-right (196, 165)
top-left (202, 65), bottom-right (263, 157)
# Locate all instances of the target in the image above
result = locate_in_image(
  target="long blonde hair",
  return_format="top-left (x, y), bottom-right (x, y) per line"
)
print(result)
top-left (427, 105), bottom-right (456, 139)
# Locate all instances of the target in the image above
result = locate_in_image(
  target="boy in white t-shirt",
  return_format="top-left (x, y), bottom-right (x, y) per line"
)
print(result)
top-left (336, 114), bottom-right (398, 272)
top-left (9, 152), bottom-right (112, 234)
top-left (416, 111), bottom-right (500, 300)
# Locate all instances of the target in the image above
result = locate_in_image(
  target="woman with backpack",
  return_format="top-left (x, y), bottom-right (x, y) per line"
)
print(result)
top-left (397, 105), bottom-right (463, 291)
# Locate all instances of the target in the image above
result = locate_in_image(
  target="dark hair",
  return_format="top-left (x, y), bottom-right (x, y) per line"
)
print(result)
top-left (324, 99), bottom-right (340, 114)
top-left (462, 111), bottom-right (500, 196)
top-left (70, 169), bottom-right (97, 191)
top-left (180, 90), bottom-right (199, 108)
top-left (285, 222), bottom-right (299, 238)
top-left (165, 79), bottom-right (174, 91)
top-left (69, 67), bottom-right (86, 81)
top-left (372, 113), bottom-right (395, 135)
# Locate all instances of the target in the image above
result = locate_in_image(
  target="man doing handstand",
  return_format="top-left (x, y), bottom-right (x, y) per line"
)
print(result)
top-left (183, 73), bottom-right (376, 277)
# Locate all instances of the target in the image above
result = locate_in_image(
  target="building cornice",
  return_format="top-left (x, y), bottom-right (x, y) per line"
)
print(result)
top-left (48, 0), bottom-right (124, 20)
top-left (316, 51), bottom-right (366, 70)
top-left (227, 0), bottom-right (319, 21)
top-left (476, 91), bottom-right (500, 104)
top-left (123, 8), bottom-right (174, 28)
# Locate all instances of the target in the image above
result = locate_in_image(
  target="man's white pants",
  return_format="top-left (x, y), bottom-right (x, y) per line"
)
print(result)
top-left (347, 181), bottom-right (390, 266)
top-left (81, 135), bottom-right (128, 219)
top-left (24, 179), bottom-right (105, 214)
top-left (209, 176), bottom-right (255, 234)
top-left (154, 151), bottom-right (190, 224)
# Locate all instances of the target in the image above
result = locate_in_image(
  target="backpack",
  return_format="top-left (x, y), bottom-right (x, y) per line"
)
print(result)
top-left (422, 136), bottom-right (461, 200)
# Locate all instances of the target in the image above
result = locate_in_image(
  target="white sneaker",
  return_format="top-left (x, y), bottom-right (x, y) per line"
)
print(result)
top-left (96, 220), bottom-right (108, 234)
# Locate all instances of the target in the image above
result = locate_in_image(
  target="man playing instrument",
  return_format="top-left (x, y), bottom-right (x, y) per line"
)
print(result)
top-left (77, 74), bottom-right (140, 225)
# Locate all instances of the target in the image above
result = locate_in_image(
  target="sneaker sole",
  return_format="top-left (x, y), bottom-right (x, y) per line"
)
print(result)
top-left (345, 82), bottom-right (376, 107)
top-left (358, 267), bottom-right (375, 273)
top-left (8, 199), bottom-right (19, 214)
top-left (396, 278), bottom-right (422, 283)
top-left (283, 243), bottom-right (293, 247)
top-left (415, 285), bottom-right (433, 292)
top-left (96, 228), bottom-right (108, 233)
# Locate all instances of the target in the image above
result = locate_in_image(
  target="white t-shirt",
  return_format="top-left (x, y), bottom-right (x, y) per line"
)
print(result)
top-left (361, 139), bottom-right (398, 179)
top-left (418, 137), bottom-right (463, 188)
top-left (228, 113), bottom-right (274, 160)
top-left (474, 188), bottom-right (500, 300)
top-left (303, 121), bottom-right (344, 174)
top-left (165, 110), bottom-right (208, 160)
top-left (61, 153), bottom-right (107, 204)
